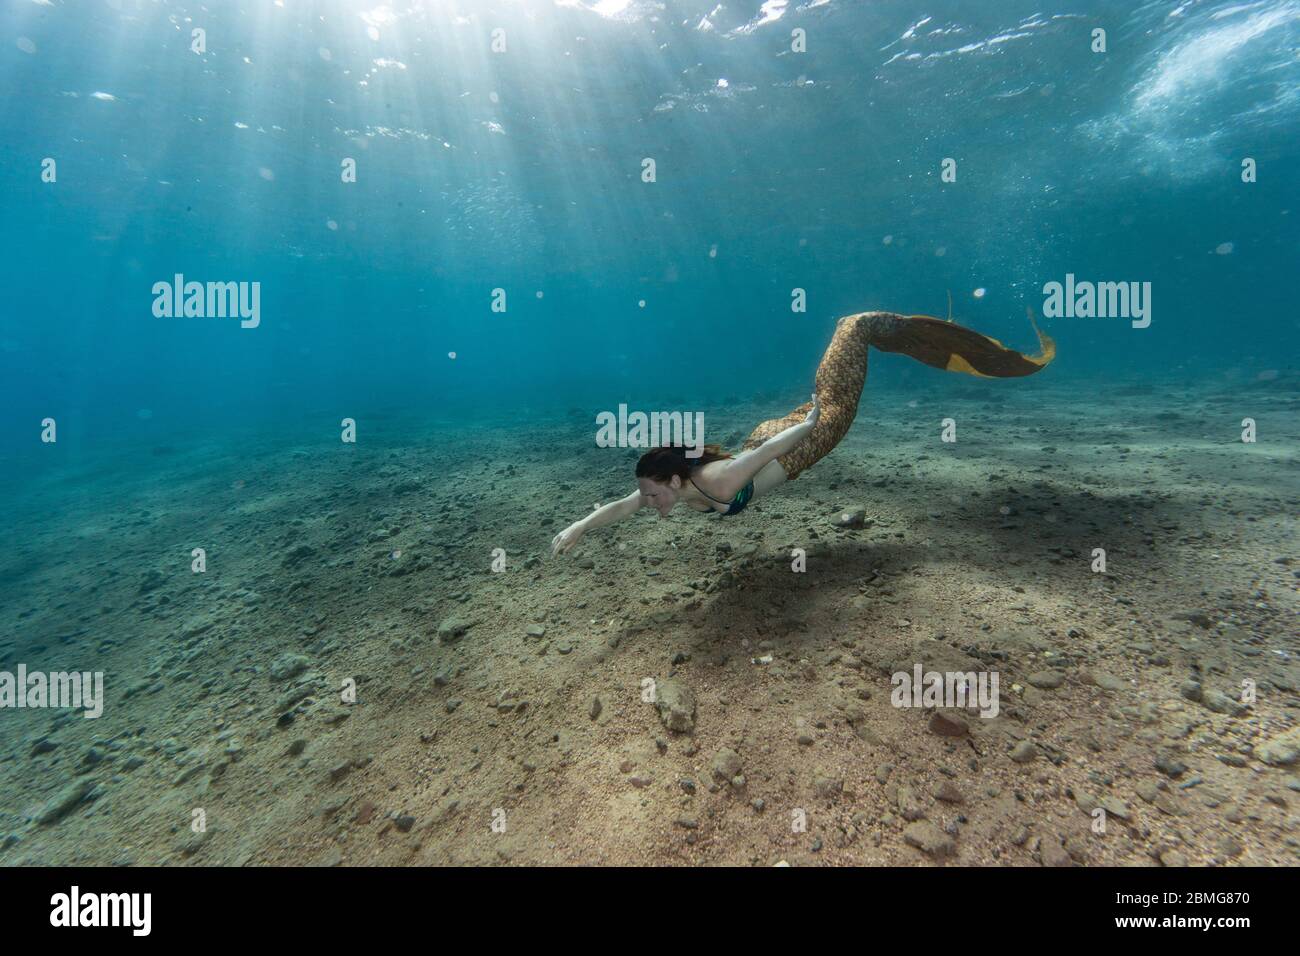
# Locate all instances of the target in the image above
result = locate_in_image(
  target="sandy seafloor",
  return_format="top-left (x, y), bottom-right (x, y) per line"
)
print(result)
top-left (1, 375), bottom-right (1297, 867)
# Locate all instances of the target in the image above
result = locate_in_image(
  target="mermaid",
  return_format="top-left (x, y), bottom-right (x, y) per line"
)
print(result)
top-left (551, 310), bottom-right (1054, 555)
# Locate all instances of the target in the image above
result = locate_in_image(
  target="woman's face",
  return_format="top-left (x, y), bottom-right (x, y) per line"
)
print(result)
top-left (638, 475), bottom-right (681, 517)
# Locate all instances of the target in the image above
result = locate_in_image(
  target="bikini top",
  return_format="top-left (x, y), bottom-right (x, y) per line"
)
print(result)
top-left (687, 458), bottom-right (754, 517)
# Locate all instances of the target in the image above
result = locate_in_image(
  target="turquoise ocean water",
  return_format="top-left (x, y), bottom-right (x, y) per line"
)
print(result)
top-left (2, 0), bottom-right (1297, 463)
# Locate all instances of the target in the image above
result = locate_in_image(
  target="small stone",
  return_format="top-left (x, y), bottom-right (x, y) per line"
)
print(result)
top-left (1085, 670), bottom-right (1125, 692)
top-left (1010, 741), bottom-right (1038, 764)
top-left (269, 653), bottom-right (310, 681)
top-left (710, 747), bottom-right (743, 782)
top-left (898, 785), bottom-right (926, 820)
top-left (1026, 671), bottom-right (1064, 690)
top-left (1256, 727), bottom-right (1300, 767)
top-left (175, 828), bottom-right (211, 856)
top-left (813, 774), bottom-right (843, 799)
top-left (437, 617), bottom-right (471, 643)
top-left (1216, 836), bottom-right (1243, 858)
top-left (1099, 797), bottom-right (1131, 821)
top-left (1153, 791), bottom-right (1186, 816)
top-left (928, 711), bottom-right (969, 737)
top-left (654, 678), bottom-right (696, 734)
top-left (934, 781), bottom-right (965, 804)
top-left (1155, 750), bottom-right (1187, 778)
top-left (1040, 838), bottom-right (1072, 867)
top-left (1201, 689), bottom-right (1247, 717)
top-left (833, 507), bottom-right (867, 529)
top-left (854, 724), bottom-right (883, 745)
top-left (902, 821), bottom-right (955, 859)
top-left (35, 779), bottom-right (96, 825)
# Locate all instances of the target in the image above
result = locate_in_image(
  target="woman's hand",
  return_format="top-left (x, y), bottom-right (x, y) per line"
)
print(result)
top-left (551, 521), bottom-right (585, 556)
top-left (803, 393), bottom-right (821, 430)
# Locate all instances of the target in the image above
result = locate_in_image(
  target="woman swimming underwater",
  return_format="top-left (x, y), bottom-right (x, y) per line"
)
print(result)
top-left (551, 309), bottom-right (1055, 555)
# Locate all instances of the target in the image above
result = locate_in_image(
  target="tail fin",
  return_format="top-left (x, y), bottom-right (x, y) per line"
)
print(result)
top-left (874, 308), bottom-right (1055, 378)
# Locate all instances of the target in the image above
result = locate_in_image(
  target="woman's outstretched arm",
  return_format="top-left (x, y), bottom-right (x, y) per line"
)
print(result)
top-left (713, 394), bottom-right (820, 496)
top-left (552, 491), bottom-right (643, 555)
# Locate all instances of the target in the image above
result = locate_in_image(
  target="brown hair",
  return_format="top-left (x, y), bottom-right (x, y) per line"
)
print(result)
top-left (635, 445), bottom-right (732, 484)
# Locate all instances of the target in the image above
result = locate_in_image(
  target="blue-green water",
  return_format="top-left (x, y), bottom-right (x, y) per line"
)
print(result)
top-left (3, 0), bottom-right (1297, 458)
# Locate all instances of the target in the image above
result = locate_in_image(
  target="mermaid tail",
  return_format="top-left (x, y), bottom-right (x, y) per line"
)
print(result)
top-left (742, 311), bottom-right (1055, 479)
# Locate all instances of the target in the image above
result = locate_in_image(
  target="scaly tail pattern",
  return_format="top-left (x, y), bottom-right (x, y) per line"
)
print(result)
top-left (742, 310), bottom-right (1055, 479)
